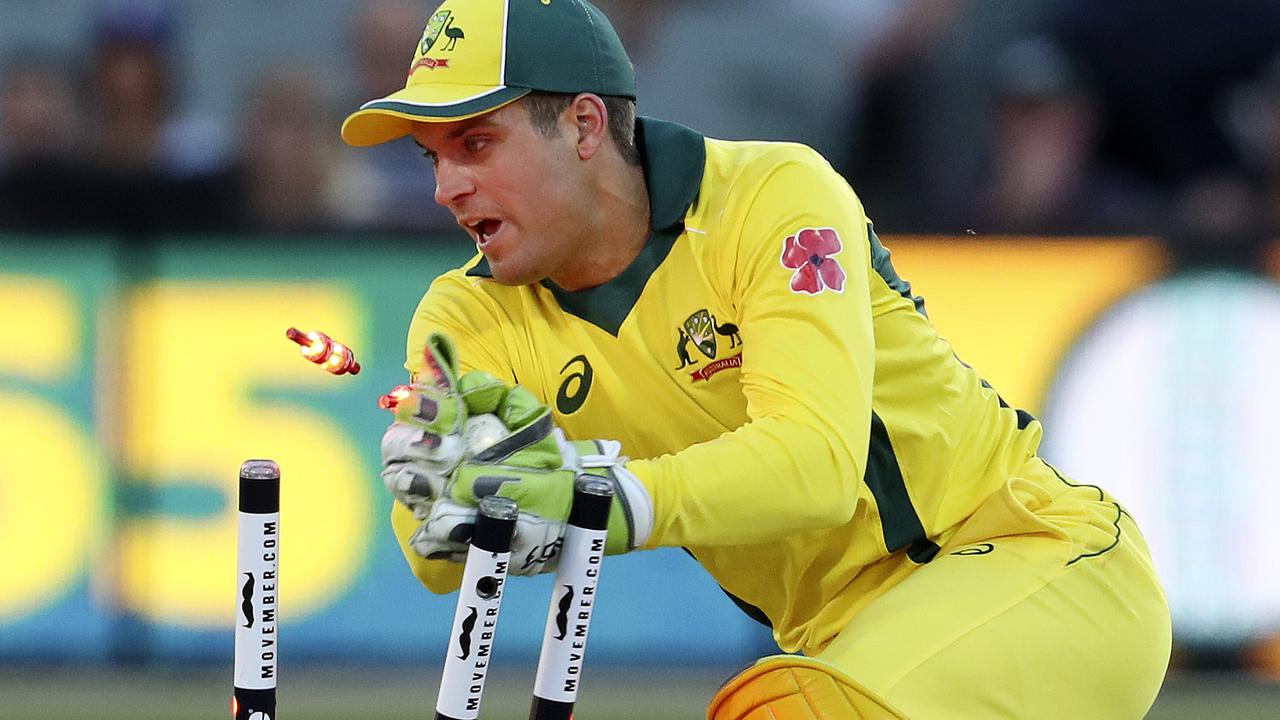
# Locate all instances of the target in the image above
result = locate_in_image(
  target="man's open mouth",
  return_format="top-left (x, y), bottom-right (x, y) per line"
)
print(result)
top-left (467, 218), bottom-right (504, 246)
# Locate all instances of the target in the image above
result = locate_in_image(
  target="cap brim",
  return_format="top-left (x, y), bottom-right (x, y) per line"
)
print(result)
top-left (341, 85), bottom-right (531, 147)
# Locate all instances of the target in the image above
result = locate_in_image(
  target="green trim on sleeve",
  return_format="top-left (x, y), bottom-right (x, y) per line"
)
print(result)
top-left (867, 224), bottom-right (927, 317)
top-left (682, 548), bottom-right (773, 629)
top-left (866, 411), bottom-right (939, 563)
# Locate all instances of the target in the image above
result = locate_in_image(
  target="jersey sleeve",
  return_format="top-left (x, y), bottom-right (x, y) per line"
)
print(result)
top-left (627, 152), bottom-right (876, 548)
top-left (392, 262), bottom-right (516, 594)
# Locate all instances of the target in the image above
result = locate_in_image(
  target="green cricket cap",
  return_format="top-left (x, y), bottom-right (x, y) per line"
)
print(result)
top-left (341, 0), bottom-right (635, 147)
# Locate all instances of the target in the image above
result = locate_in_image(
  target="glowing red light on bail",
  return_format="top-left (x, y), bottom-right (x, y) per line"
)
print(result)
top-left (378, 384), bottom-right (413, 411)
top-left (286, 326), bottom-right (361, 375)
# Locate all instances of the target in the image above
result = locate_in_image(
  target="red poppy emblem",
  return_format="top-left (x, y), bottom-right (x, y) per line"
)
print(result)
top-left (780, 227), bottom-right (846, 295)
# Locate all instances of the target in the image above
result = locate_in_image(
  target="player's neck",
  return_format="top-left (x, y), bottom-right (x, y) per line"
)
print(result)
top-left (549, 161), bottom-right (650, 292)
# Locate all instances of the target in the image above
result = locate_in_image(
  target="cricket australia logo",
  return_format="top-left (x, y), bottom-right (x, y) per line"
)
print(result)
top-left (419, 10), bottom-right (450, 53)
top-left (675, 308), bottom-right (742, 382)
top-left (683, 309), bottom-right (717, 360)
top-left (412, 10), bottom-right (465, 71)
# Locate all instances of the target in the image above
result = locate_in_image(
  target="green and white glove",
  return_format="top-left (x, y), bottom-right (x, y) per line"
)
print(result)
top-left (378, 332), bottom-right (506, 518)
top-left (407, 382), bottom-right (654, 576)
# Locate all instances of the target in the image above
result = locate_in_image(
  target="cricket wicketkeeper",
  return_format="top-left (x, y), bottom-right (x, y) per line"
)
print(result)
top-left (346, 1), bottom-right (1172, 717)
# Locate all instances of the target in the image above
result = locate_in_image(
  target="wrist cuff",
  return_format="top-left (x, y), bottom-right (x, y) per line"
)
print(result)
top-left (609, 463), bottom-right (653, 550)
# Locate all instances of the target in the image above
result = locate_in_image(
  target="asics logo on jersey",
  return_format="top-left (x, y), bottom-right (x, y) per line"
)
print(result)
top-left (556, 356), bottom-right (593, 414)
top-left (951, 543), bottom-right (995, 556)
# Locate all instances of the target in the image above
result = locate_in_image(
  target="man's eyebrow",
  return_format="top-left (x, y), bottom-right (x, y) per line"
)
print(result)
top-left (448, 119), bottom-right (496, 140)
top-left (413, 119), bottom-right (498, 154)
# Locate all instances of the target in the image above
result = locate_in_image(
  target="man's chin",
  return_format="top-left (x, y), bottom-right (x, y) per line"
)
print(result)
top-left (486, 258), bottom-right (541, 286)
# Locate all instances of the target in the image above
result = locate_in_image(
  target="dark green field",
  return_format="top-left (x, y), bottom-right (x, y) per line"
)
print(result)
top-left (2, 667), bottom-right (1277, 719)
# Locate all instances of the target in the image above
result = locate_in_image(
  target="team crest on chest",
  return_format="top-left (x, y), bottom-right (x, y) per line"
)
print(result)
top-left (682, 309), bottom-right (717, 359)
top-left (674, 308), bottom-right (742, 382)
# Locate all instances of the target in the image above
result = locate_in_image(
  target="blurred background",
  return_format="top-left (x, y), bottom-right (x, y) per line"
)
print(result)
top-left (2, 0), bottom-right (1280, 718)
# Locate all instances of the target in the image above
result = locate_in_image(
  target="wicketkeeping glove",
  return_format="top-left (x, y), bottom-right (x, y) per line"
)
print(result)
top-left (406, 382), bottom-right (654, 576)
top-left (378, 332), bottom-right (506, 518)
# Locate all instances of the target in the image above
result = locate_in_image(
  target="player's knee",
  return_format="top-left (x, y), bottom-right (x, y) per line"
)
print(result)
top-left (706, 655), bottom-right (907, 720)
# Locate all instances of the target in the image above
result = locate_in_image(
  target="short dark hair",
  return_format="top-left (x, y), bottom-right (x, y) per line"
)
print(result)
top-left (523, 91), bottom-right (640, 166)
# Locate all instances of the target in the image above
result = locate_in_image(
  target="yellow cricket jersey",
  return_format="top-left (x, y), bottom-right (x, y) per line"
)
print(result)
top-left (393, 118), bottom-right (1047, 653)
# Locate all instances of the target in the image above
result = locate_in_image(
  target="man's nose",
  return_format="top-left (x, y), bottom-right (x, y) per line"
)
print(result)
top-left (433, 160), bottom-right (475, 208)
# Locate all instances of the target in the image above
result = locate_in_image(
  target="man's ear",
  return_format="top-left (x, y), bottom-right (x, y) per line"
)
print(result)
top-left (567, 93), bottom-right (608, 160)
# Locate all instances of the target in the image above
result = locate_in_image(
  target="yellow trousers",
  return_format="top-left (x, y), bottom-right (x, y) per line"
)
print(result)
top-left (814, 467), bottom-right (1172, 719)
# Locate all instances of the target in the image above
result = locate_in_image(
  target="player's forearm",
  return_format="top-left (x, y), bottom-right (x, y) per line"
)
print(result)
top-left (627, 412), bottom-right (869, 548)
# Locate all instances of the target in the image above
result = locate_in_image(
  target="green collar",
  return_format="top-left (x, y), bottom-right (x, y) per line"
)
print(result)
top-left (466, 117), bottom-right (705, 335)
top-left (636, 116), bottom-right (707, 231)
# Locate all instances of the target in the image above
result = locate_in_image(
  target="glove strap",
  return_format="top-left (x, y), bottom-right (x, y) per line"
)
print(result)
top-left (470, 411), bottom-right (555, 463)
top-left (585, 463), bottom-right (653, 551)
